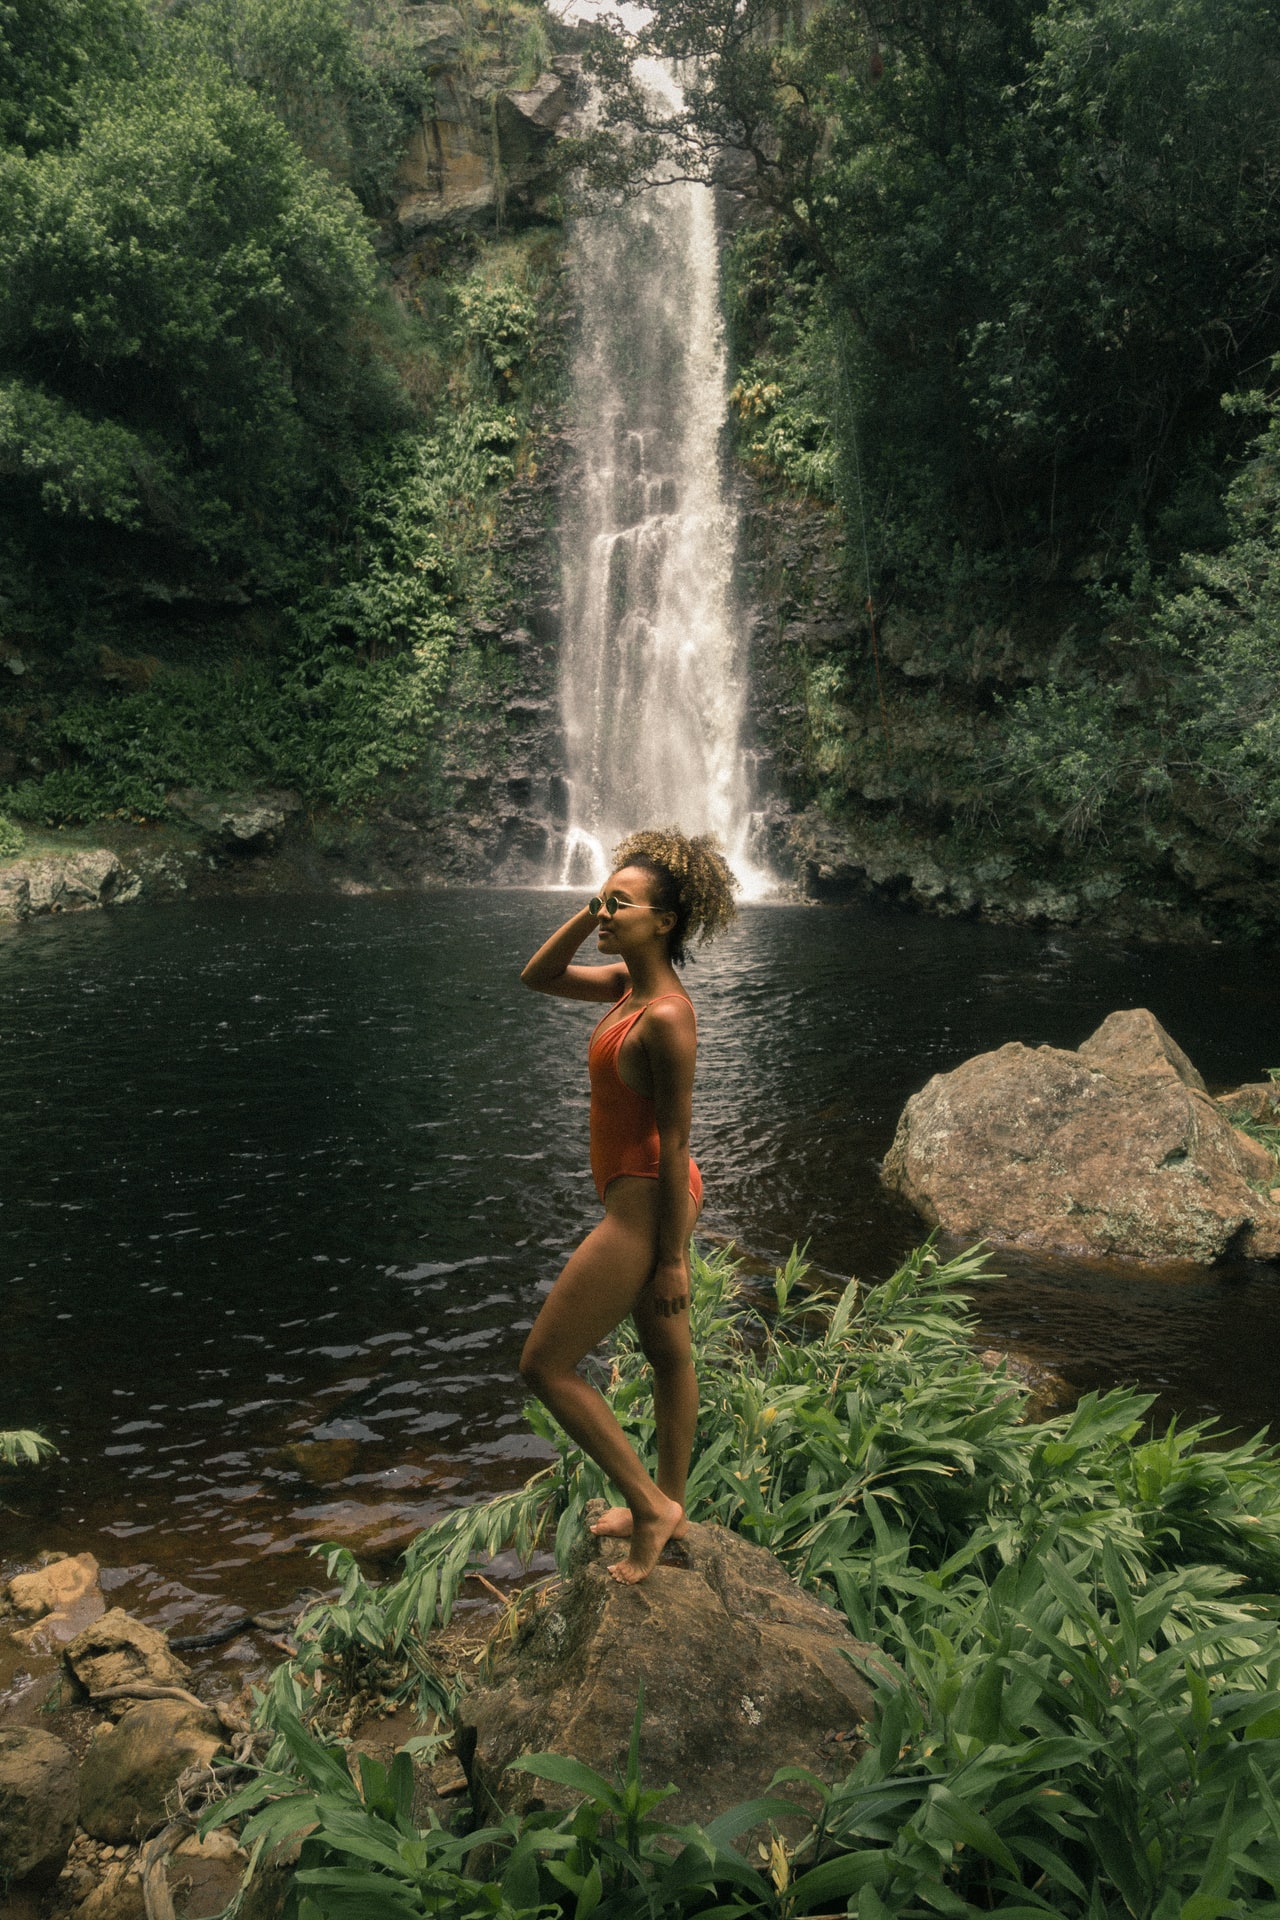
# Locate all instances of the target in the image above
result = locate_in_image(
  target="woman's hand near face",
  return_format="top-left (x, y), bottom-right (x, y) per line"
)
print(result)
top-left (519, 904), bottom-right (628, 1001)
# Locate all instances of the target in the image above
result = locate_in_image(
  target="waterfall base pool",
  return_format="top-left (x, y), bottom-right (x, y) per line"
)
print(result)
top-left (2, 891), bottom-right (1277, 1641)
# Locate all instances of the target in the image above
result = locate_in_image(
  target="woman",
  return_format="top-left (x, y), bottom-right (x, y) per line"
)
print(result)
top-left (519, 829), bottom-right (738, 1583)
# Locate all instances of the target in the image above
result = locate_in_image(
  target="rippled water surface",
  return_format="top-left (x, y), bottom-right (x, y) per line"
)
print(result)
top-left (2, 892), bottom-right (1277, 1639)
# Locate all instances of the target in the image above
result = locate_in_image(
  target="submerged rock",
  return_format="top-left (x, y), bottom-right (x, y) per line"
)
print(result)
top-left (882, 1008), bottom-right (1280, 1264)
top-left (459, 1512), bottom-right (894, 1830)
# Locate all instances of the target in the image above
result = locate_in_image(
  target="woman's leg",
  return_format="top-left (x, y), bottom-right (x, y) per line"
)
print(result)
top-left (519, 1182), bottom-right (684, 1582)
top-left (590, 1186), bottom-right (699, 1541)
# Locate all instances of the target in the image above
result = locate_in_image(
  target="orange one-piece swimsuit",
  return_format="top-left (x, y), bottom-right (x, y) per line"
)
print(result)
top-left (587, 991), bottom-right (703, 1210)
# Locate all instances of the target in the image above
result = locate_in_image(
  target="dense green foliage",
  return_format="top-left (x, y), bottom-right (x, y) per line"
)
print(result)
top-left (0, 0), bottom-right (562, 827)
top-left (1001, 387), bottom-right (1280, 852)
top-left (2, 310), bottom-right (552, 822)
top-left (587, 0), bottom-right (1280, 925)
top-left (216, 1243), bottom-right (1280, 1917)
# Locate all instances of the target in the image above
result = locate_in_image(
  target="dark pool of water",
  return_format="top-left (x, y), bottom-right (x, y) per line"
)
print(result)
top-left (2, 891), bottom-right (1277, 1642)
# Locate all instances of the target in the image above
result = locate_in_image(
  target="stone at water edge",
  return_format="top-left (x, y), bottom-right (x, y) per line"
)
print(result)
top-left (0, 850), bottom-right (135, 922)
top-left (78, 1699), bottom-right (226, 1844)
top-left (64, 1608), bottom-right (191, 1712)
top-left (458, 1511), bottom-right (897, 1833)
top-left (0, 1726), bottom-right (79, 1887)
top-left (881, 1007), bottom-right (1280, 1264)
top-left (8, 1552), bottom-right (106, 1650)
top-left (8, 1551), bottom-right (101, 1620)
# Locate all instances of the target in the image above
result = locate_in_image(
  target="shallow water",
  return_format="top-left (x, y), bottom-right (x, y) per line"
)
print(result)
top-left (2, 891), bottom-right (1277, 1642)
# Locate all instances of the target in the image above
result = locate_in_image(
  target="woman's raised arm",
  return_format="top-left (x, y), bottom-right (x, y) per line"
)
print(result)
top-left (520, 904), bottom-right (628, 1001)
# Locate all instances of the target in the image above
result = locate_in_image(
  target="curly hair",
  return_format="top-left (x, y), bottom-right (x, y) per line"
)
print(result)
top-left (611, 827), bottom-right (739, 967)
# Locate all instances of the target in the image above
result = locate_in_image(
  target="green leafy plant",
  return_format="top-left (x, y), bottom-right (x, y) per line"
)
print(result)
top-left (0, 811), bottom-right (25, 857)
top-left (221, 1241), bottom-right (1280, 1917)
top-left (1, 1427), bottom-right (55, 1465)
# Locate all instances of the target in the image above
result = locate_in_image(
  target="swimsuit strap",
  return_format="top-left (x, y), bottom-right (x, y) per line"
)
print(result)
top-left (594, 989), bottom-right (695, 1046)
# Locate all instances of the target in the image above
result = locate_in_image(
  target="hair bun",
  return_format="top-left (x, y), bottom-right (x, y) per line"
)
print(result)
top-left (611, 828), bottom-right (739, 966)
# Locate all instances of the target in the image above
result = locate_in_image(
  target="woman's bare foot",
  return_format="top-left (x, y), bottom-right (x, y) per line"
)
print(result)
top-left (591, 1504), bottom-right (689, 1541)
top-left (608, 1496), bottom-right (686, 1584)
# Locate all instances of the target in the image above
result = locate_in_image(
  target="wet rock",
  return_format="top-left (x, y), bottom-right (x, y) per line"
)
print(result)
top-left (65, 1608), bottom-right (192, 1711)
top-left (79, 1700), bottom-right (226, 1843)
top-left (882, 1008), bottom-right (1280, 1264)
top-left (8, 1551), bottom-right (106, 1652)
top-left (0, 1726), bottom-right (79, 1886)
top-left (8, 1551), bottom-right (100, 1621)
top-left (0, 849), bottom-right (133, 922)
top-left (459, 1512), bottom-right (895, 1829)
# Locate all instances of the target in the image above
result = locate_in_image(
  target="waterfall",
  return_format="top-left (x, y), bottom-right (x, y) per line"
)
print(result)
top-left (555, 60), bottom-right (770, 896)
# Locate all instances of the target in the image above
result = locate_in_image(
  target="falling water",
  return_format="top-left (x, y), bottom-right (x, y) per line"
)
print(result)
top-left (556, 61), bottom-right (769, 895)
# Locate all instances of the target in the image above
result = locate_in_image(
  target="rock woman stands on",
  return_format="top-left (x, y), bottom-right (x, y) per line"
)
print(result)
top-left (519, 829), bottom-right (738, 1582)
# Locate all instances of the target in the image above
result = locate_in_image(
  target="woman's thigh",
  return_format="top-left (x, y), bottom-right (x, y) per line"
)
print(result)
top-left (521, 1197), bottom-right (659, 1376)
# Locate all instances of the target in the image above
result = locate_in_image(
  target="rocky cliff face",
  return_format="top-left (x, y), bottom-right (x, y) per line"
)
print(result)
top-left (735, 476), bottom-right (1278, 937)
top-left (369, 447), bottom-right (571, 886)
top-left (389, 9), bottom-right (575, 235)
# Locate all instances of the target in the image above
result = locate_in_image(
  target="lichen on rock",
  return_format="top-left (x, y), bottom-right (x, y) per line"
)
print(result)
top-left (882, 1007), bottom-right (1280, 1264)
top-left (459, 1507), bottom-right (895, 1832)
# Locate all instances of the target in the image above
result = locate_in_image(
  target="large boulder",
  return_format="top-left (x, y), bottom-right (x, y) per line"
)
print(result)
top-left (65, 1608), bottom-right (192, 1711)
top-left (0, 1727), bottom-right (79, 1887)
top-left (882, 1008), bottom-right (1280, 1264)
top-left (459, 1514), bottom-right (894, 1831)
top-left (78, 1701), bottom-right (226, 1843)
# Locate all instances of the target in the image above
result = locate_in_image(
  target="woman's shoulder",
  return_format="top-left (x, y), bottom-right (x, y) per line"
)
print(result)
top-left (640, 993), bottom-right (697, 1038)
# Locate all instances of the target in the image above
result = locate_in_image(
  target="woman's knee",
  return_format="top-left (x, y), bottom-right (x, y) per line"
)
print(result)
top-left (638, 1322), bottom-right (692, 1378)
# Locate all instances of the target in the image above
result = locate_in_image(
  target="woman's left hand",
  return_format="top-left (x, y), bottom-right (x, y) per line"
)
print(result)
top-left (650, 1255), bottom-right (690, 1318)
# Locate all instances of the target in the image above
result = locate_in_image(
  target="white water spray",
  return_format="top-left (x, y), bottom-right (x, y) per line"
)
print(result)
top-left (556, 61), bottom-right (770, 897)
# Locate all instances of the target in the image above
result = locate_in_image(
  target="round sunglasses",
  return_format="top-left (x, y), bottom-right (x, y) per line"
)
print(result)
top-left (588, 893), bottom-right (664, 918)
